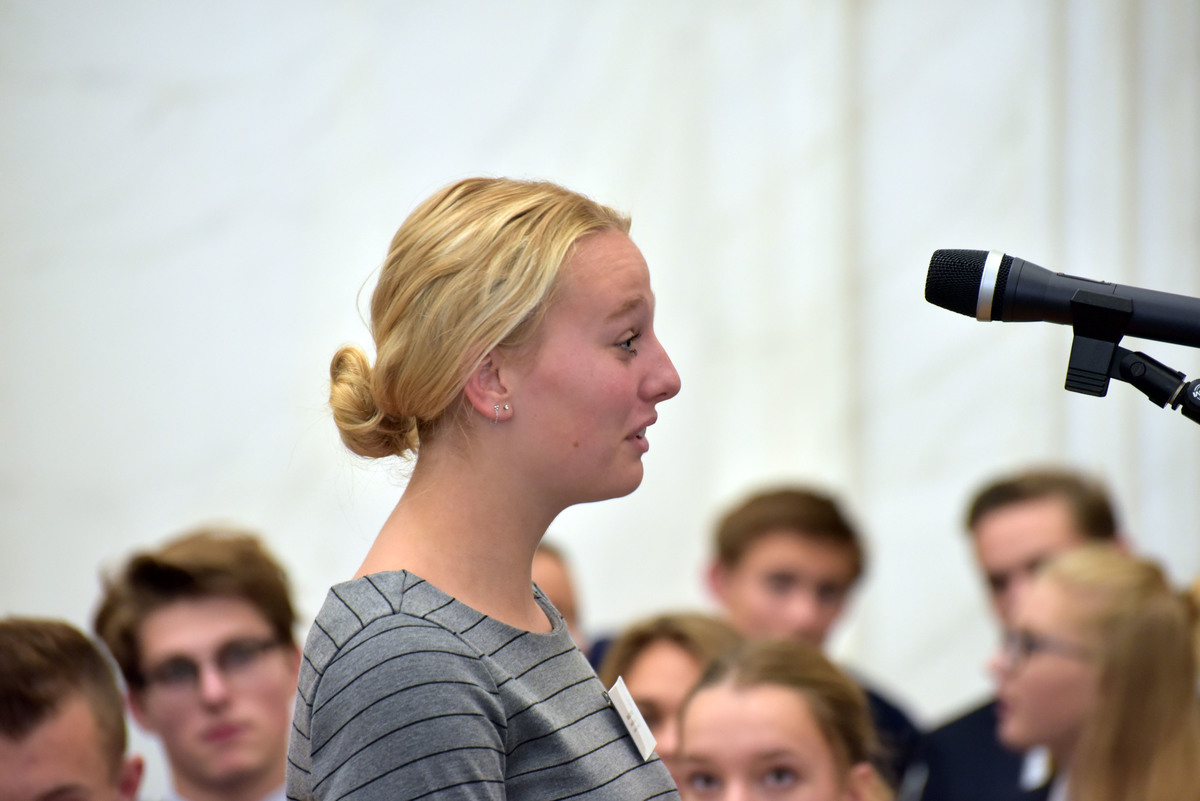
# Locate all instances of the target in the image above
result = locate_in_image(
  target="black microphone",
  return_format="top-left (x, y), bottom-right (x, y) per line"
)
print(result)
top-left (925, 249), bottom-right (1200, 349)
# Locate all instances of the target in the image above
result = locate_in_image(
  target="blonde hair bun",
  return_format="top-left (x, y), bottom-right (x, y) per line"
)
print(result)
top-left (329, 345), bottom-right (416, 458)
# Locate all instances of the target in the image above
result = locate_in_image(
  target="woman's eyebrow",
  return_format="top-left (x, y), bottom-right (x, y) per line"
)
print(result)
top-left (606, 295), bottom-right (650, 321)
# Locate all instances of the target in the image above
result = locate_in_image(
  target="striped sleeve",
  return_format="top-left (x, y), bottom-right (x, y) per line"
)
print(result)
top-left (306, 617), bottom-right (509, 800)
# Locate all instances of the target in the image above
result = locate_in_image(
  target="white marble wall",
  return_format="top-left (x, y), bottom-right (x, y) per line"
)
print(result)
top-left (2, 2), bottom-right (1197, 796)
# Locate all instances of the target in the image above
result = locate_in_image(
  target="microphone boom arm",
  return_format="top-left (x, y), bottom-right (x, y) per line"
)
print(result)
top-left (1107, 347), bottom-right (1200, 426)
top-left (1061, 288), bottom-right (1200, 424)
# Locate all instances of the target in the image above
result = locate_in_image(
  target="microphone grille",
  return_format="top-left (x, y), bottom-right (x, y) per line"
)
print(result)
top-left (925, 249), bottom-right (988, 316)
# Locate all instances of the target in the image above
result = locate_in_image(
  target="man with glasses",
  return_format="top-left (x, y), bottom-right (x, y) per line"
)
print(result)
top-left (1, 617), bottom-right (144, 801)
top-left (94, 527), bottom-right (300, 801)
top-left (917, 468), bottom-right (1124, 801)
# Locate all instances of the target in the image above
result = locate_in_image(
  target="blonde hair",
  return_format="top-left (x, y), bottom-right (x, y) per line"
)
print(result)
top-left (331, 177), bottom-right (630, 459)
top-left (596, 612), bottom-right (742, 688)
top-left (1041, 546), bottom-right (1200, 801)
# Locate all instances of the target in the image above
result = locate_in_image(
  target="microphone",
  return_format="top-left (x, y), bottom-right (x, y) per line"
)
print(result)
top-left (925, 249), bottom-right (1200, 349)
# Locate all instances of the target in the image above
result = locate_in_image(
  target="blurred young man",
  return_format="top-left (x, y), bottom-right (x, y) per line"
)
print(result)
top-left (707, 485), bottom-right (922, 790)
top-left (0, 617), bottom-right (143, 801)
top-left (918, 468), bottom-right (1123, 801)
top-left (94, 527), bottom-right (301, 801)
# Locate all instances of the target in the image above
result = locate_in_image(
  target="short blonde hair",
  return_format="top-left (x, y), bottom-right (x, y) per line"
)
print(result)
top-left (331, 177), bottom-right (630, 459)
top-left (1040, 546), bottom-right (1200, 801)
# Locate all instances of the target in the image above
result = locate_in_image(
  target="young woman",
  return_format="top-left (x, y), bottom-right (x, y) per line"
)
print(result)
top-left (598, 612), bottom-right (743, 784)
top-left (678, 639), bottom-right (891, 801)
top-left (992, 544), bottom-right (1200, 801)
top-left (287, 177), bottom-right (682, 800)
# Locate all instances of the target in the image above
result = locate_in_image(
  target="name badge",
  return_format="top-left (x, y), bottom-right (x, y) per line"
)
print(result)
top-left (608, 676), bottom-right (657, 761)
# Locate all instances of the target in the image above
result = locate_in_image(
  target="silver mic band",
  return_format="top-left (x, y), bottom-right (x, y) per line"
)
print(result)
top-left (976, 250), bottom-right (1003, 321)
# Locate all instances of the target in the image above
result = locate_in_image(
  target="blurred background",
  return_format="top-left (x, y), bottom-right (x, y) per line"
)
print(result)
top-left (2, 2), bottom-right (1198, 795)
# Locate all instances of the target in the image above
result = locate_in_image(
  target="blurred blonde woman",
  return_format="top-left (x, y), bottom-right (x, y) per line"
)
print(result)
top-left (992, 544), bottom-right (1200, 801)
top-left (598, 612), bottom-right (743, 783)
top-left (288, 177), bottom-right (682, 800)
top-left (678, 639), bottom-right (892, 801)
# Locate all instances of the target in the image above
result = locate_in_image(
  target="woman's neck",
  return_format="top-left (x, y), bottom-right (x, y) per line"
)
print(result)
top-left (354, 447), bottom-right (558, 633)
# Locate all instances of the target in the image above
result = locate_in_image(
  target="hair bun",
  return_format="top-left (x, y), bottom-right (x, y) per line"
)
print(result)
top-left (329, 345), bottom-right (415, 458)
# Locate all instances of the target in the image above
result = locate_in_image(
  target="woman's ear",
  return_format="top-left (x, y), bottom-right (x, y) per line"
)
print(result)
top-left (117, 754), bottom-right (145, 800)
top-left (462, 348), bottom-right (512, 422)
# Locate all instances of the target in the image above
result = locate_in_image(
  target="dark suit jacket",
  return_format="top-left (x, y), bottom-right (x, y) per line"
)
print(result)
top-left (861, 682), bottom-right (923, 791)
top-left (918, 698), bottom-right (1048, 801)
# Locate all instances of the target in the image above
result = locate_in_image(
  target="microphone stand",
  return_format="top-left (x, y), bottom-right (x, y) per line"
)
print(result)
top-left (1062, 289), bottom-right (1200, 425)
top-left (1108, 348), bottom-right (1200, 425)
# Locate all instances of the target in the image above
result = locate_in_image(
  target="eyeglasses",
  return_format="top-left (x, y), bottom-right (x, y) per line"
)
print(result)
top-left (1000, 629), bottom-right (1093, 666)
top-left (138, 636), bottom-right (285, 698)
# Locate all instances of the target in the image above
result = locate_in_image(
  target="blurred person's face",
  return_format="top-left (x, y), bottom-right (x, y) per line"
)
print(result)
top-left (0, 693), bottom-right (143, 801)
top-left (532, 549), bottom-right (583, 648)
top-left (990, 577), bottom-right (1098, 765)
top-left (972, 496), bottom-right (1088, 628)
top-left (129, 596), bottom-right (299, 801)
top-left (623, 639), bottom-right (703, 785)
top-left (710, 531), bottom-right (856, 646)
top-left (679, 682), bottom-right (872, 801)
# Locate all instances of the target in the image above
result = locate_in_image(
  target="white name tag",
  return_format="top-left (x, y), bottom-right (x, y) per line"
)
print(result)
top-left (608, 676), bottom-right (657, 761)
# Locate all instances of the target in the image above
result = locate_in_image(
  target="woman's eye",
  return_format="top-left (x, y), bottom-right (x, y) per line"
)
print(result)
top-left (685, 772), bottom-right (720, 792)
top-left (763, 767), bottom-right (797, 788)
top-left (618, 331), bottom-right (641, 352)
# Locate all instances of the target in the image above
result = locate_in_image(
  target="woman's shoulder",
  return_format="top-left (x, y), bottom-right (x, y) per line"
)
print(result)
top-left (306, 571), bottom-right (474, 653)
top-left (300, 572), bottom-right (500, 700)
top-left (303, 570), bottom-right (577, 681)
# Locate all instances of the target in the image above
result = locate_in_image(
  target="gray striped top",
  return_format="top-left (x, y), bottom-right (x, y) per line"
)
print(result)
top-left (287, 570), bottom-right (679, 801)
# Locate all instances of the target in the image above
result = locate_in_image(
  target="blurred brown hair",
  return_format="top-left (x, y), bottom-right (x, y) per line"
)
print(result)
top-left (0, 617), bottom-right (127, 777)
top-left (93, 526), bottom-right (296, 689)
top-left (597, 612), bottom-right (742, 688)
top-left (966, 467), bottom-right (1119, 540)
top-left (713, 486), bottom-right (864, 581)
top-left (684, 638), bottom-right (878, 773)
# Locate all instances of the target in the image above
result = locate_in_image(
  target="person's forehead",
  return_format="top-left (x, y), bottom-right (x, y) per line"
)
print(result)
top-left (532, 551), bottom-right (569, 583)
top-left (735, 529), bottom-right (857, 573)
top-left (974, 496), bottom-right (1087, 568)
top-left (685, 683), bottom-right (831, 756)
top-left (1015, 578), bottom-right (1080, 634)
top-left (137, 595), bottom-right (274, 660)
top-left (551, 232), bottom-right (651, 313)
top-left (0, 694), bottom-right (114, 796)
top-left (625, 640), bottom-right (701, 694)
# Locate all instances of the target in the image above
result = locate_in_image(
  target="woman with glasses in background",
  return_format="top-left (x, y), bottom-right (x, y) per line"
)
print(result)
top-left (991, 544), bottom-right (1200, 801)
